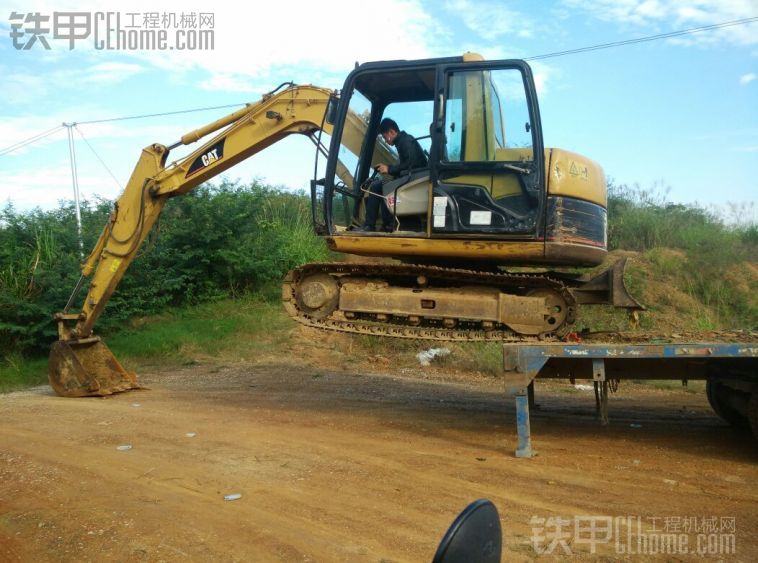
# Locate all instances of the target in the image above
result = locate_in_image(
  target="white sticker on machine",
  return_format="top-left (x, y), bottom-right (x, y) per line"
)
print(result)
top-left (469, 210), bottom-right (492, 225)
top-left (433, 196), bottom-right (448, 229)
top-left (433, 196), bottom-right (448, 216)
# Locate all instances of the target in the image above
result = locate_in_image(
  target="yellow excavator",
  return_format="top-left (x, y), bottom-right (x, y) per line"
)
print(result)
top-left (49, 53), bottom-right (642, 397)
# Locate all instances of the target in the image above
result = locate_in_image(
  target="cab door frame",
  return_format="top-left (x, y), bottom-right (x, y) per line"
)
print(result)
top-left (430, 59), bottom-right (546, 239)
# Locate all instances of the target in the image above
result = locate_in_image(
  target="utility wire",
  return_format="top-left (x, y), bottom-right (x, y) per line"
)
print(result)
top-left (0, 103), bottom-right (246, 158)
top-left (0, 125), bottom-right (65, 157)
top-left (76, 102), bottom-right (246, 125)
top-left (73, 125), bottom-right (123, 190)
top-left (525, 16), bottom-right (758, 61)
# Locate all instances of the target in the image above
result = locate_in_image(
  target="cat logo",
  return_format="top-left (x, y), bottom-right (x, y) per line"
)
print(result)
top-left (186, 138), bottom-right (226, 178)
top-left (201, 148), bottom-right (219, 167)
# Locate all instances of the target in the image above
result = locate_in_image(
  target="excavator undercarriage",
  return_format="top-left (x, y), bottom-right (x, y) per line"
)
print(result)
top-left (283, 258), bottom-right (641, 342)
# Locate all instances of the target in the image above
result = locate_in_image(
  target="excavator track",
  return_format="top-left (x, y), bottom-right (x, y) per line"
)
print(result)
top-left (282, 262), bottom-right (577, 342)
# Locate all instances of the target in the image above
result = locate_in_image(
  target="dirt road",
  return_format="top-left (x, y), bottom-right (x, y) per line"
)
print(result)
top-left (1, 356), bottom-right (756, 561)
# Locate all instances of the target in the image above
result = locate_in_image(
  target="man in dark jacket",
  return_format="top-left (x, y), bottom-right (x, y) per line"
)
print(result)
top-left (357, 118), bottom-right (428, 232)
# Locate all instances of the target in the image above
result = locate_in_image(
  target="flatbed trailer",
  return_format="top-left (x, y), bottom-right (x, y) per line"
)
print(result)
top-left (501, 339), bottom-right (758, 457)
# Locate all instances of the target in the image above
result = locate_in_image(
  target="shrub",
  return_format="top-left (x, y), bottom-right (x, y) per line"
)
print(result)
top-left (607, 181), bottom-right (757, 328)
top-left (0, 181), bottom-right (330, 356)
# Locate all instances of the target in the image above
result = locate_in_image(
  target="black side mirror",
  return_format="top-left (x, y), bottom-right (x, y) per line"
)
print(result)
top-left (432, 499), bottom-right (502, 563)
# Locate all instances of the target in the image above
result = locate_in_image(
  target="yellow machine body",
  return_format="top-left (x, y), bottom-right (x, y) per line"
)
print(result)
top-left (49, 55), bottom-right (639, 397)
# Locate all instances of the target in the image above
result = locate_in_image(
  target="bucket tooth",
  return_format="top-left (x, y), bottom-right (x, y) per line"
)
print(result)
top-left (48, 338), bottom-right (142, 398)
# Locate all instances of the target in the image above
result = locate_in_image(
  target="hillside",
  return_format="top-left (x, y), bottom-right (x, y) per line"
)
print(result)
top-left (576, 249), bottom-right (757, 334)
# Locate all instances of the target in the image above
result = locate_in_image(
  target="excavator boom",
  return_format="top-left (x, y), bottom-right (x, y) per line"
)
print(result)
top-left (49, 84), bottom-right (382, 397)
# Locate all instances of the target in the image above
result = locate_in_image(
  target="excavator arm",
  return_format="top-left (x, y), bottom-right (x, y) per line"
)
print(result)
top-left (49, 83), bottom-right (389, 397)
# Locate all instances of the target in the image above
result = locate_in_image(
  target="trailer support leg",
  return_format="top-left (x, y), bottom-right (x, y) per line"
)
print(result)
top-left (593, 359), bottom-right (609, 426)
top-left (515, 388), bottom-right (534, 458)
top-left (503, 344), bottom-right (546, 458)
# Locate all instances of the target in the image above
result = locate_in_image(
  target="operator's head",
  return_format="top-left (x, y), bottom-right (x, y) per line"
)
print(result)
top-left (379, 118), bottom-right (399, 145)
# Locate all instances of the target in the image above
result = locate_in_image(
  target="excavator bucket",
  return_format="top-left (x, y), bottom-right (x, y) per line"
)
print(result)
top-left (48, 338), bottom-right (142, 397)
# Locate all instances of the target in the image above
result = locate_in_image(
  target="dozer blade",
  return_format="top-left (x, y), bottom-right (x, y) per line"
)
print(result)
top-left (564, 257), bottom-right (646, 310)
top-left (48, 338), bottom-right (142, 397)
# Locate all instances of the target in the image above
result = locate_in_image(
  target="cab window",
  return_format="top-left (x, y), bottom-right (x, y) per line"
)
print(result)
top-left (443, 68), bottom-right (534, 163)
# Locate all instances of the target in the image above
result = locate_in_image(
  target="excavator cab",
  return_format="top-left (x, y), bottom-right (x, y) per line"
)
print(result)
top-left (317, 55), bottom-right (606, 267)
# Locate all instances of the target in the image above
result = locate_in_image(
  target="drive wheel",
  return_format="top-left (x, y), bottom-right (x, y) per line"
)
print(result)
top-left (527, 288), bottom-right (569, 334)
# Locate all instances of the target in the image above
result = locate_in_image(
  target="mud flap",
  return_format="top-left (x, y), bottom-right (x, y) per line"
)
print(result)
top-left (48, 338), bottom-right (142, 397)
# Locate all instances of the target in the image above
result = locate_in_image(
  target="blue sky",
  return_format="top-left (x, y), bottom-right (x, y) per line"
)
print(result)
top-left (1, 0), bottom-right (756, 222)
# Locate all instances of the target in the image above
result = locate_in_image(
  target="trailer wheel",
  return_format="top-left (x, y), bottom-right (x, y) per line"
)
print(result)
top-left (706, 380), bottom-right (749, 429)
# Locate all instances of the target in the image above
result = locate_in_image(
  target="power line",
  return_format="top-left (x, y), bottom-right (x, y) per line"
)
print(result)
top-left (0, 125), bottom-right (65, 157)
top-left (76, 102), bottom-right (247, 125)
top-left (0, 102), bottom-right (246, 159)
top-left (74, 125), bottom-right (123, 191)
top-left (525, 16), bottom-right (758, 61)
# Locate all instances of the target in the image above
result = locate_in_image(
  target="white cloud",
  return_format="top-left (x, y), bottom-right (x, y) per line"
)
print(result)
top-left (1, 0), bottom-right (437, 82)
top-left (132, 0), bottom-right (433, 76)
top-left (83, 62), bottom-right (144, 84)
top-left (739, 72), bottom-right (756, 84)
top-left (637, 0), bottom-right (667, 19)
top-left (2, 71), bottom-right (49, 106)
top-left (560, 0), bottom-right (758, 46)
top-left (561, 0), bottom-right (665, 26)
top-left (530, 61), bottom-right (559, 96)
top-left (444, 0), bottom-right (534, 41)
top-left (0, 165), bottom-right (119, 209)
top-left (1, 0), bottom-right (445, 108)
top-left (0, 60), bottom-right (144, 106)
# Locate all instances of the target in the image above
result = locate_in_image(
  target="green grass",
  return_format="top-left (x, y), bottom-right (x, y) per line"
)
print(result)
top-left (631, 379), bottom-right (705, 393)
top-left (108, 293), bottom-right (292, 366)
top-left (0, 354), bottom-right (48, 393)
top-left (0, 291), bottom-right (293, 392)
top-left (449, 341), bottom-right (504, 375)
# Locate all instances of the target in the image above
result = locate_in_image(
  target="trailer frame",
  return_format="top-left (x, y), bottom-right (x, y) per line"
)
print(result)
top-left (501, 342), bottom-right (758, 457)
